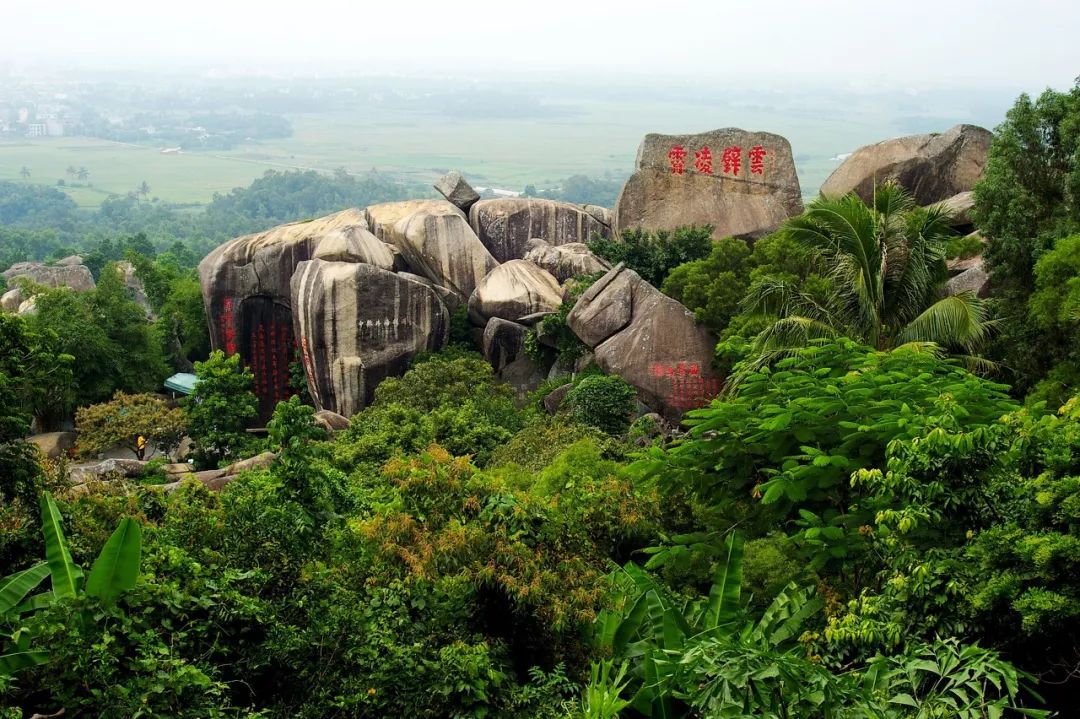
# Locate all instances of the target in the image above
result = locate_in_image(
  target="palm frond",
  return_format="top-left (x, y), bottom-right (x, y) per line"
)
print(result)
top-left (895, 293), bottom-right (998, 355)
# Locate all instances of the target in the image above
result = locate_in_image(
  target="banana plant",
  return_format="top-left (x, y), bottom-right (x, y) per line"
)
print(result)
top-left (594, 533), bottom-right (746, 718)
top-left (0, 491), bottom-right (143, 680)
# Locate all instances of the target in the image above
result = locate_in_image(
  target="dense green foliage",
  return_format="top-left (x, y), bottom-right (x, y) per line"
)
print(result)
top-left (11, 81), bottom-right (1080, 718)
top-left (973, 79), bottom-right (1080, 401)
top-left (185, 351), bottom-right (259, 469)
top-left (588, 226), bottom-right (712, 288)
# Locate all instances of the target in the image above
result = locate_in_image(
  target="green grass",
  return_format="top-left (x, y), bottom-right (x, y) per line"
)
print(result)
top-left (0, 97), bottom-right (909, 209)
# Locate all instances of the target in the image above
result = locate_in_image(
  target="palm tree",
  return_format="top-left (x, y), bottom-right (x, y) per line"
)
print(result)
top-left (742, 181), bottom-right (995, 373)
top-left (66, 165), bottom-right (77, 178)
top-left (18, 166), bottom-right (30, 180)
top-left (137, 180), bottom-right (150, 198)
top-left (77, 167), bottom-right (89, 182)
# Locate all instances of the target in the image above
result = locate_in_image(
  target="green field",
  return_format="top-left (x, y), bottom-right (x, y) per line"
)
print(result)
top-left (0, 96), bottom-right (923, 209)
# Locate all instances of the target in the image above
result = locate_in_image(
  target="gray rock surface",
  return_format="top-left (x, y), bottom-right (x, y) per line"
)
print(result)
top-left (390, 206), bottom-right (499, 301)
top-left (523, 239), bottom-right (610, 282)
top-left (469, 198), bottom-right (611, 263)
top-left (291, 259), bottom-right (449, 417)
top-left (614, 128), bottom-right (803, 240)
top-left (567, 264), bottom-right (723, 420)
top-left (313, 409), bottom-right (350, 433)
top-left (434, 170), bottom-right (481, 212)
top-left (1, 287), bottom-right (23, 313)
top-left (468, 259), bottom-right (562, 324)
top-left (365, 199), bottom-right (464, 242)
top-left (482, 317), bottom-right (528, 373)
top-left (312, 226), bottom-right (396, 269)
top-left (2, 261), bottom-right (95, 292)
top-left (938, 191), bottom-right (976, 227)
top-left (28, 431), bottom-right (77, 459)
top-left (821, 124), bottom-right (992, 206)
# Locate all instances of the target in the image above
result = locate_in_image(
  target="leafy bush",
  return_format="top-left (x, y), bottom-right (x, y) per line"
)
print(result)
top-left (75, 391), bottom-right (187, 459)
top-left (185, 350), bottom-right (259, 468)
top-left (588, 226), bottom-right (712, 288)
top-left (566, 374), bottom-right (638, 435)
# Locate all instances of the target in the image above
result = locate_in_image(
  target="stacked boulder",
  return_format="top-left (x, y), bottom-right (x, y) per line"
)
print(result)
top-left (199, 172), bottom-right (630, 420)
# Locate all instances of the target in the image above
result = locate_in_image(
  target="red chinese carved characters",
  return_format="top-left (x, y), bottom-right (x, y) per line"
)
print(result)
top-left (667, 145), bottom-right (687, 175)
top-left (649, 361), bottom-right (722, 410)
top-left (721, 146), bottom-right (743, 176)
top-left (667, 144), bottom-right (768, 178)
top-left (693, 145), bottom-right (713, 174)
top-left (749, 145), bottom-right (767, 175)
top-left (220, 298), bottom-right (237, 355)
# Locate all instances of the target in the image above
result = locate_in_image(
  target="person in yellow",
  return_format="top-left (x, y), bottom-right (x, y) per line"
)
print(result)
top-left (136, 435), bottom-right (147, 460)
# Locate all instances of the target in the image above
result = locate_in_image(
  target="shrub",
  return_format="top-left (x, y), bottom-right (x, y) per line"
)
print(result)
top-left (565, 374), bottom-right (637, 435)
top-left (75, 391), bottom-right (187, 459)
top-left (184, 351), bottom-right (259, 469)
top-left (588, 226), bottom-right (712, 288)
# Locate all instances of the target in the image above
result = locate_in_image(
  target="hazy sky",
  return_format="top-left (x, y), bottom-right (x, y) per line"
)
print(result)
top-left (4, 0), bottom-right (1078, 90)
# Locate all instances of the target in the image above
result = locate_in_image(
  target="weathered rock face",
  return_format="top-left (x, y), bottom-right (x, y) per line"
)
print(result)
top-left (28, 431), bottom-right (77, 459)
top-left (291, 259), bottom-right (449, 418)
top-left (583, 205), bottom-right (613, 228)
top-left (482, 317), bottom-right (528, 373)
top-left (391, 207), bottom-right (500, 301)
top-left (434, 171), bottom-right (481, 213)
top-left (469, 198), bottom-right (611, 263)
top-left (614, 128), bottom-right (803, 240)
top-left (115, 260), bottom-right (152, 317)
top-left (56, 255), bottom-right (84, 267)
top-left (468, 259), bottom-right (562, 324)
top-left (1, 287), bottom-right (23, 313)
top-left (312, 226), bottom-right (396, 269)
top-left (946, 252), bottom-right (991, 297)
top-left (2, 261), bottom-right (95, 292)
top-left (938, 191), bottom-right (975, 228)
top-left (821, 124), bottom-right (992, 206)
top-left (365, 200), bottom-right (464, 242)
top-left (198, 208), bottom-right (368, 421)
top-left (567, 264), bottom-right (722, 420)
top-left (313, 409), bottom-right (350, 433)
top-left (523, 239), bottom-right (610, 282)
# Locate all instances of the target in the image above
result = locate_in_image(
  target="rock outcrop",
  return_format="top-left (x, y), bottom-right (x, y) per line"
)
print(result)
top-left (482, 317), bottom-right (528, 374)
top-left (390, 206), bottom-right (499, 301)
top-left (365, 200), bottom-right (464, 242)
top-left (614, 128), bottom-right (803, 240)
top-left (198, 208), bottom-right (369, 421)
top-left (567, 264), bottom-right (722, 420)
top-left (115, 260), bottom-right (152, 317)
top-left (469, 198), bottom-right (611, 263)
top-left (523, 239), bottom-right (609, 282)
top-left (821, 124), bottom-right (992, 206)
top-left (468, 259), bottom-right (562, 324)
top-left (312, 226), bottom-right (396, 269)
top-left (434, 171), bottom-right (481, 212)
top-left (1, 287), bottom-right (23, 313)
top-left (938, 191), bottom-right (976, 228)
top-left (291, 259), bottom-right (449, 417)
top-left (2, 261), bottom-right (95, 293)
top-left (28, 431), bottom-right (77, 459)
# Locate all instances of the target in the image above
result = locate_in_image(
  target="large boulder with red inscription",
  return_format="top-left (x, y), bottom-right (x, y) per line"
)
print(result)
top-left (614, 128), bottom-right (803, 240)
top-left (197, 208), bottom-right (369, 421)
top-left (469, 198), bottom-right (612, 263)
top-left (290, 259), bottom-right (449, 418)
top-left (566, 264), bottom-right (722, 421)
top-left (820, 124), bottom-right (992, 206)
top-left (389, 204), bottom-right (500, 301)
